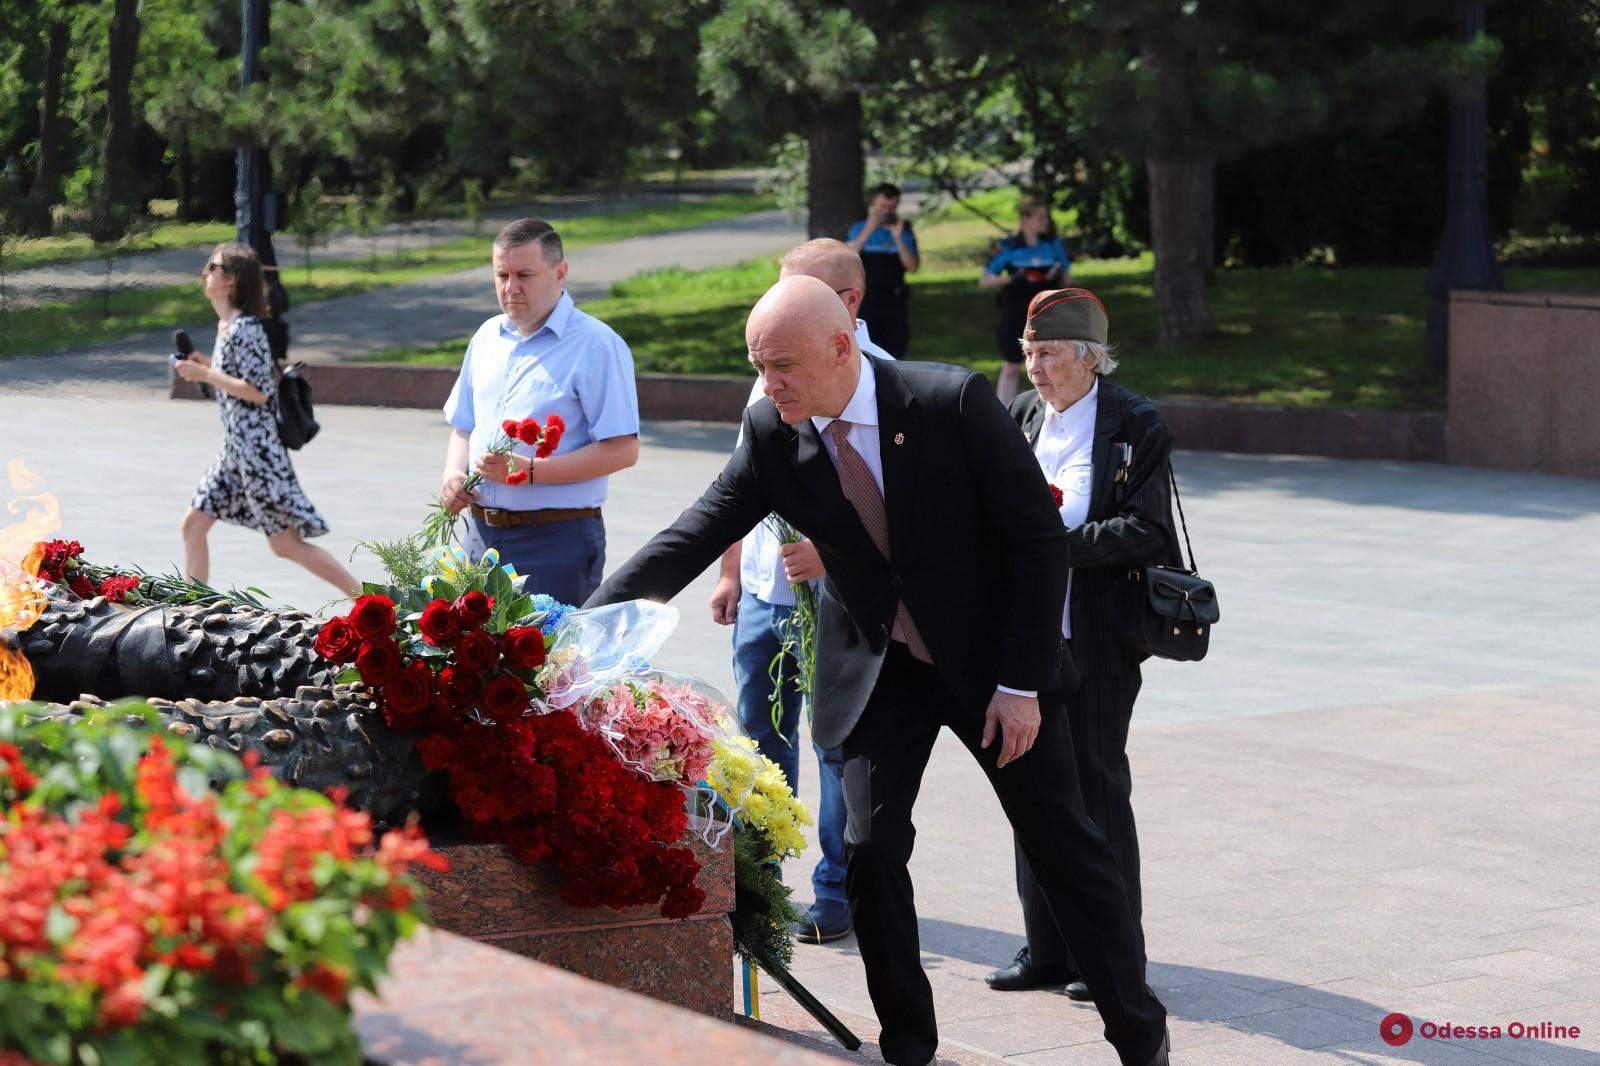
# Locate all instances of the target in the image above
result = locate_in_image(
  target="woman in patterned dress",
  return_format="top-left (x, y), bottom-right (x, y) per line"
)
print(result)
top-left (174, 243), bottom-right (358, 595)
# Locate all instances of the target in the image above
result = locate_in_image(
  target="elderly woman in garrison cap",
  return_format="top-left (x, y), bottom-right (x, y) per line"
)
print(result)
top-left (985, 288), bottom-right (1182, 1000)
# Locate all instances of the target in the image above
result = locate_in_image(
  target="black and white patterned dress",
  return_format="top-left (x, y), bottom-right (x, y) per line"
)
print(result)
top-left (190, 315), bottom-right (330, 539)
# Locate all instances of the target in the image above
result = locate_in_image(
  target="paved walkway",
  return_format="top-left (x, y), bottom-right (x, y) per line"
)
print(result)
top-left (1, 397), bottom-right (1596, 1064)
top-left (0, 175), bottom-right (766, 311)
top-left (0, 209), bottom-right (803, 400)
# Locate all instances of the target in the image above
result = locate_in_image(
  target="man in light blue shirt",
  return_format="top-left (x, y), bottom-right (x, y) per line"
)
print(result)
top-left (439, 218), bottom-right (640, 605)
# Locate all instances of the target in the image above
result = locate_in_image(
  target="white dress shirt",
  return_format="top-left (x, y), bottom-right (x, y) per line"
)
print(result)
top-left (1033, 379), bottom-right (1098, 638)
top-left (741, 322), bottom-right (892, 605)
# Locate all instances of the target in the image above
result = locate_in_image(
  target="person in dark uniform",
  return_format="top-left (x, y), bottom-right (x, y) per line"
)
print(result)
top-left (986, 288), bottom-right (1179, 1003)
top-left (980, 196), bottom-right (1071, 403)
top-left (845, 183), bottom-right (919, 358)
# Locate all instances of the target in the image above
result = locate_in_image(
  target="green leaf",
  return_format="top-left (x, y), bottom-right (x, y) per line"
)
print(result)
top-left (269, 988), bottom-right (353, 1055)
top-left (45, 903), bottom-right (79, 944)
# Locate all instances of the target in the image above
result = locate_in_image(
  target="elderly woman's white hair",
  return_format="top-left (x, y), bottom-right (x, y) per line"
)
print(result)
top-left (1016, 337), bottom-right (1120, 376)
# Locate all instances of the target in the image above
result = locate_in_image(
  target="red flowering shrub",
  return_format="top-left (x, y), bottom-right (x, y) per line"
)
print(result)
top-left (0, 705), bottom-right (444, 1066)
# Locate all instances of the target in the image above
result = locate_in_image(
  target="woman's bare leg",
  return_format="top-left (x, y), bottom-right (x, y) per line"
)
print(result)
top-left (181, 508), bottom-right (217, 583)
top-left (267, 528), bottom-right (360, 597)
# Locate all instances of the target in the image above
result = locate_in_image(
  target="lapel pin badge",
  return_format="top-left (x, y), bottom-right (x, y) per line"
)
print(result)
top-left (894, 432), bottom-right (905, 445)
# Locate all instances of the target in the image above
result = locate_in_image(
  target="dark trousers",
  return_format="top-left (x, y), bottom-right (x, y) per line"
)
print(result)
top-left (860, 299), bottom-right (910, 359)
top-left (464, 513), bottom-right (604, 607)
top-left (1016, 669), bottom-right (1145, 971)
top-left (841, 645), bottom-right (1165, 1066)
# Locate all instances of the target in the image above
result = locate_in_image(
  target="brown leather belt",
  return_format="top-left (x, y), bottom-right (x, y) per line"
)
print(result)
top-left (469, 503), bottom-right (600, 529)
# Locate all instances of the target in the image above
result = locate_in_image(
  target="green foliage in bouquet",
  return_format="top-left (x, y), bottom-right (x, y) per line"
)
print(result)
top-left (0, 704), bottom-right (444, 1066)
top-left (731, 830), bottom-right (806, 972)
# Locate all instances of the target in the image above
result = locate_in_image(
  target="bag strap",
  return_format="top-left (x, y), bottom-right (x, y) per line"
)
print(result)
top-left (1168, 461), bottom-right (1198, 573)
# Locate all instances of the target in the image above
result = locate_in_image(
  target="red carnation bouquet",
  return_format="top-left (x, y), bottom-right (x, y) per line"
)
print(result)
top-left (22, 539), bottom-right (150, 605)
top-left (420, 414), bottom-right (565, 547)
top-left (19, 537), bottom-right (271, 611)
top-left (316, 550), bottom-right (705, 920)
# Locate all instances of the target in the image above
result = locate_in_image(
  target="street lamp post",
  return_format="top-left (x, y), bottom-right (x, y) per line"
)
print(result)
top-left (235, 0), bottom-right (289, 359)
top-left (1425, 0), bottom-right (1502, 377)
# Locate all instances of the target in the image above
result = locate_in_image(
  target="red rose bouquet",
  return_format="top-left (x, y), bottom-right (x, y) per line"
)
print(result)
top-left (315, 548), bottom-right (706, 919)
top-left (0, 704), bottom-right (444, 1066)
top-left (420, 415), bottom-right (565, 547)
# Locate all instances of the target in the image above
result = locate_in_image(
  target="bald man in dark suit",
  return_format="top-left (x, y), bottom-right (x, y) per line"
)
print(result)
top-left (587, 276), bottom-right (1169, 1066)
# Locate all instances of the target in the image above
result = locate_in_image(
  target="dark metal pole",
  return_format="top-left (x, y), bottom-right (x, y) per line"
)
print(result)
top-left (1425, 0), bottom-right (1502, 377)
top-left (236, 0), bottom-right (290, 360)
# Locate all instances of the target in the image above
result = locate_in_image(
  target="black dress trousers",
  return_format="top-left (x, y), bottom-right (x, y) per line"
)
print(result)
top-left (841, 644), bottom-right (1165, 1066)
top-left (1016, 668), bottom-right (1146, 972)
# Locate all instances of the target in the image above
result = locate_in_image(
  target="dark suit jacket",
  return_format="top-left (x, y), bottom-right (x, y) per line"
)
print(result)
top-left (588, 357), bottom-right (1072, 749)
top-left (1010, 381), bottom-right (1180, 678)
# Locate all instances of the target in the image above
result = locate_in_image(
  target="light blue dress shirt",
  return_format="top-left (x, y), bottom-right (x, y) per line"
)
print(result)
top-left (443, 290), bottom-right (640, 510)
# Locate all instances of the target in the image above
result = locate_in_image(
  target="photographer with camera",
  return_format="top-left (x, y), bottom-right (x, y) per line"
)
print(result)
top-left (844, 183), bottom-right (919, 358)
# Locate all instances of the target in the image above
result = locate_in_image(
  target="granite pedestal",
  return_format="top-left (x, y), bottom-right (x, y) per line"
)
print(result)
top-left (413, 821), bottom-right (736, 1020)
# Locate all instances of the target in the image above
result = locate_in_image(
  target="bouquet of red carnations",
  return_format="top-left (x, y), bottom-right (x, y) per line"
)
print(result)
top-left (419, 414), bottom-right (565, 547)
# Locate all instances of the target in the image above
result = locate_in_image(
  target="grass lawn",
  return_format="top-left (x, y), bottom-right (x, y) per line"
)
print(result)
top-left (3, 219), bottom-right (242, 273)
top-left (0, 193), bottom-right (774, 359)
top-left (358, 202), bottom-right (1600, 408)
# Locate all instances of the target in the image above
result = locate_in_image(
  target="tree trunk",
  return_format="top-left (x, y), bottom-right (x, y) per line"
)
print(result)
top-left (1140, 32), bottom-right (1216, 344)
top-left (89, 0), bottom-right (143, 242)
top-left (804, 92), bottom-right (863, 240)
top-left (1146, 154), bottom-right (1217, 343)
top-left (176, 131), bottom-right (194, 221)
top-left (23, 19), bottom-right (70, 237)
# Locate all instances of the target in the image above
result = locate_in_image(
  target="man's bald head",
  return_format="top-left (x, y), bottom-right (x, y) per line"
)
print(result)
top-left (746, 275), bottom-right (861, 424)
top-left (780, 238), bottom-right (867, 313)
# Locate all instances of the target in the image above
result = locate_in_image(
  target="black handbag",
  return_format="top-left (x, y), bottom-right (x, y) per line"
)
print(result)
top-left (275, 361), bottom-right (320, 450)
top-left (1119, 463), bottom-right (1218, 662)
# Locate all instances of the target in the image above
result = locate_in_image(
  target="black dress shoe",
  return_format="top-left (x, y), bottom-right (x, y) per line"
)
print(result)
top-left (1059, 979), bottom-right (1093, 1002)
top-left (1137, 1025), bottom-right (1170, 1066)
top-left (792, 901), bottom-right (852, 944)
top-left (984, 945), bottom-right (1079, 991)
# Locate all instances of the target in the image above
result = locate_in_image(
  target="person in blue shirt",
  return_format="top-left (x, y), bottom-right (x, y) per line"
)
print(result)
top-left (979, 196), bottom-right (1072, 403)
top-left (845, 183), bottom-right (919, 358)
top-left (439, 218), bottom-right (641, 605)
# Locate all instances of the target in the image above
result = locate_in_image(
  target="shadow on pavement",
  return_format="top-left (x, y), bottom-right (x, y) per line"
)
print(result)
top-left (915, 919), bottom-right (1600, 1064)
top-left (1173, 450), bottom-right (1600, 520)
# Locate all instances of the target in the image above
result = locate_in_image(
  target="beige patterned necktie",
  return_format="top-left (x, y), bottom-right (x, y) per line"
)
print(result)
top-left (827, 419), bottom-right (933, 664)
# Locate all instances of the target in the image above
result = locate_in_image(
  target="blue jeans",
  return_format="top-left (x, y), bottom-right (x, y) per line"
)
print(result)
top-left (464, 513), bottom-right (604, 607)
top-left (731, 591), bottom-right (847, 905)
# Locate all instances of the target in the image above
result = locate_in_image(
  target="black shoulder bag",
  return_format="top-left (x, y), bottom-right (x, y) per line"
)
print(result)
top-left (1118, 463), bottom-right (1219, 662)
top-left (275, 362), bottom-right (320, 450)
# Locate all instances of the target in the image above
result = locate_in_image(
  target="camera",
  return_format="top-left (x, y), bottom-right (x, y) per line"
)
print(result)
top-left (882, 211), bottom-right (898, 225)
